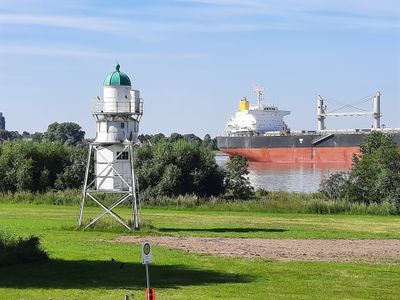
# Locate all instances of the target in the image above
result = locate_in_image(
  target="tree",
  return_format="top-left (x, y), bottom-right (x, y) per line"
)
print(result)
top-left (0, 130), bottom-right (21, 141)
top-left (347, 132), bottom-right (400, 205)
top-left (319, 132), bottom-right (400, 210)
top-left (134, 140), bottom-right (225, 200)
top-left (0, 141), bottom-right (87, 192)
top-left (138, 134), bottom-right (153, 144)
top-left (183, 133), bottom-right (202, 145)
top-left (44, 122), bottom-right (85, 146)
top-left (358, 131), bottom-right (397, 157)
top-left (0, 129), bottom-right (8, 141)
top-left (319, 172), bottom-right (349, 199)
top-left (31, 132), bottom-right (44, 142)
top-left (203, 134), bottom-right (218, 150)
top-left (149, 133), bottom-right (166, 145)
top-left (169, 132), bottom-right (183, 142)
top-left (55, 146), bottom-right (90, 190)
top-left (22, 131), bottom-right (30, 139)
top-left (224, 154), bottom-right (254, 199)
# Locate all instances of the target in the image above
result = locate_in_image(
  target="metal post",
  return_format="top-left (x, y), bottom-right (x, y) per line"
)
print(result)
top-left (253, 84), bottom-right (264, 108)
top-left (146, 263), bottom-right (150, 300)
top-left (317, 95), bottom-right (325, 131)
top-left (78, 144), bottom-right (93, 226)
top-left (129, 144), bottom-right (139, 229)
top-left (136, 175), bottom-right (143, 226)
top-left (373, 91), bottom-right (381, 129)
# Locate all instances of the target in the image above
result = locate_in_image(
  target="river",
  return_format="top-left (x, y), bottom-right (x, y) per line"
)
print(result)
top-left (215, 154), bottom-right (350, 193)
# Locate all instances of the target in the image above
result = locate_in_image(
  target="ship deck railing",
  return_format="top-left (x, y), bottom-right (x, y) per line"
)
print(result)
top-left (222, 127), bottom-right (400, 137)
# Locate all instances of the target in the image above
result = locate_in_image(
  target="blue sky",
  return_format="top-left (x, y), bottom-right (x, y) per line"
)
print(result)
top-left (0, 0), bottom-right (399, 138)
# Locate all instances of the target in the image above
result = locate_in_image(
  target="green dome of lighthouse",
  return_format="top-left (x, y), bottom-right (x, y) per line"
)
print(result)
top-left (103, 64), bottom-right (132, 86)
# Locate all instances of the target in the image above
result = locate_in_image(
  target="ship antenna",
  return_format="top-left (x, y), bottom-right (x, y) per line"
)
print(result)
top-left (254, 84), bottom-right (265, 107)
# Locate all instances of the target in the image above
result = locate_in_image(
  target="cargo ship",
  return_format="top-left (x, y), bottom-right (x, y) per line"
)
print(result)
top-left (216, 86), bottom-right (400, 163)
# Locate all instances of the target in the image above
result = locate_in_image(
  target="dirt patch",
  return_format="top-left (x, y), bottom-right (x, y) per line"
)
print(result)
top-left (115, 236), bottom-right (400, 263)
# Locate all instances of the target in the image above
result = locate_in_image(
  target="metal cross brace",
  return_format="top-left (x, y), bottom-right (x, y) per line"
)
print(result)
top-left (84, 192), bottom-right (132, 230)
top-left (78, 143), bottom-right (140, 230)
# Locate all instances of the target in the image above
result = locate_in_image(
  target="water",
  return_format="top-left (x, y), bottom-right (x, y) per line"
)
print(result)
top-left (216, 154), bottom-right (350, 193)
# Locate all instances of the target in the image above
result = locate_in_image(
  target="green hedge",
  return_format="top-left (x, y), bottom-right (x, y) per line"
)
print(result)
top-left (0, 231), bottom-right (48, 266)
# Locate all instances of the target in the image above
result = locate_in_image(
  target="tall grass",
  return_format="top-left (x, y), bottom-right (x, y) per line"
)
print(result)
top-left (0, 189), bottom-right (80, 205)
top-left (304, 199), bottom-right (397, 215)
top-left (143, 192), bottom-right (398, 215)
top-left (0, 189), bottom-right (125, 206)
top-left (0, 190), bottom-right (398, 215)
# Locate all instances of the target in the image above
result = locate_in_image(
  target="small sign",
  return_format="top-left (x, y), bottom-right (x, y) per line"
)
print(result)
top-left (142, 242), bottom-right (152, 264)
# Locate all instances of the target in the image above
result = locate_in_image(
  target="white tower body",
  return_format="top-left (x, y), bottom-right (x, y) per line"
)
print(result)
top-left (79, 64), bottom-right (143, 230)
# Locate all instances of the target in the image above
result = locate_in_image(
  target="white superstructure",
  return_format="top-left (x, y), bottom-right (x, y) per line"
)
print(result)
top-left (224, 85), bottom-right (290, 135)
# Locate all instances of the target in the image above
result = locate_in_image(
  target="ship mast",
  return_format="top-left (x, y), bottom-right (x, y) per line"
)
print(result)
top-left (254, 84), bottom-right (265, 108)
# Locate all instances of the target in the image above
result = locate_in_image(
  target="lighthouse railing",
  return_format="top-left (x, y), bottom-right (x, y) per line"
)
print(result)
top-left (92, 97), bottom-right (143, 115)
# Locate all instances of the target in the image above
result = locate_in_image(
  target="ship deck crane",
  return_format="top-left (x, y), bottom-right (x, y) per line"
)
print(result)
top-left (317, 92), bottom-right (381, 131)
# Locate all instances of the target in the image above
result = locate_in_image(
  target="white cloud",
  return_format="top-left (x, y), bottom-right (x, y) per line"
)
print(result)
top-left (0, 14), bottom-right (109, 31)
top-left (0, 44), bottom-right (206, 60)
top-left (175, 0), bottom-right (400, 21)
top-left (0, 45), bottom-right (111, 58)
top-left (175, 0), bottom-right (258, 5)
top-left (0, 12), bottom-right (291, 35)
top-left (0, 0), bottom-right (398, 39)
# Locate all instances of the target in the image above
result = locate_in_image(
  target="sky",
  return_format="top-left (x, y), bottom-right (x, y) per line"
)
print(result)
top-left (0, 0), bottom-right (399, 138)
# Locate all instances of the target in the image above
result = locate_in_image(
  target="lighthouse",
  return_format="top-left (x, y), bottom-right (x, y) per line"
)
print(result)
top-left (78, 64), bottom-right (143, 230)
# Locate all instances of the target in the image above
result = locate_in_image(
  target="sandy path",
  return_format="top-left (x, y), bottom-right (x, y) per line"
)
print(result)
top-left (116, 236), bottom-right (400, 262)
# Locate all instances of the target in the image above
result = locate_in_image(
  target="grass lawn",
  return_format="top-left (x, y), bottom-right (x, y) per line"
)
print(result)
top-left (0, 203), bottom-right (399, 299)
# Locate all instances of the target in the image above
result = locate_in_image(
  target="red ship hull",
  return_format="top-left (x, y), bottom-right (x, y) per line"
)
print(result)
top-left (222, 146), bottom-right (361, 164)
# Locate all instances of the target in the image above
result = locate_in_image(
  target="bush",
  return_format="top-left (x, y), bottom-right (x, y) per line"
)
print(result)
top-left (55, 146), bottom-right (91, 190)
top-left (347, 133), bottom-right (400, 205)
top-left (0, 133), bottom-right (221, 197)
top-left (224, 154), bottom-right (254, 199)
top-left (255, 188), bottom-right (269, 198)
top-left (0, 232), bottom-right (48, 266)
top-left (0, 141), bottom-right (88, 192)
top-left (319, 132), bottom-right (400, 212)
top-left (319, 172), bottom-right (349, 199)
top-left (135, 140), bottom-right (225, 200)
